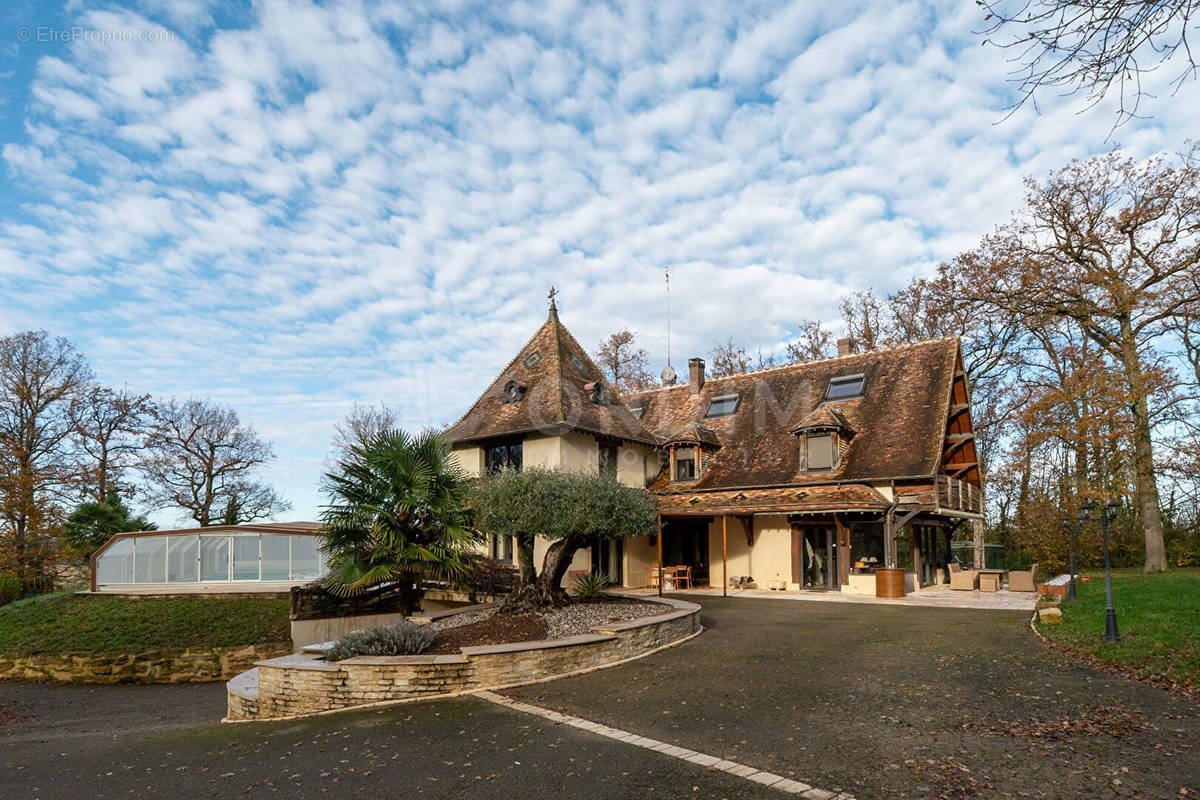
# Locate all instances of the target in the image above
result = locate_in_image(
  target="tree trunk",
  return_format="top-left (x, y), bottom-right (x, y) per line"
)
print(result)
top-left (516, 537), bottom-right (536, 585)
top-left (498, 539), bottom-right (577, 613)
top-left (1118, 330), bottom-right (1167, 572)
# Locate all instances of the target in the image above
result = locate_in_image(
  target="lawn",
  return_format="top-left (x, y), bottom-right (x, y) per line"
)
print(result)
top-left (1038, 567), bottom-right (1200, 694)
top-left (0, 594), bottom-right (291, 654)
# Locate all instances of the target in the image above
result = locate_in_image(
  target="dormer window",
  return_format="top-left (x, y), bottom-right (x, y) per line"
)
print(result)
top-left (674, 447), bottom-right (696, 481)
top-left (503, 379), bottom-right (527, 404)
top-left (704, 394), bottom-right (740, 418)
top-left (826, 374), bottom-right (865, 401)
top-left (803, 432), bottom-right (835, 471)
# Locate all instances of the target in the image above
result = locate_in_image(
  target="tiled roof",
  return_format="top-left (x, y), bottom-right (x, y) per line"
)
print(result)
top-left (654, 484), bottom-right (891, 515)
top-left (790, 404), bottom-right (854, 433)
top-left (631, 338), bottom-right (961, 491)
top-left (661, 420), bottom-right (721, 447)
top-left (444, 308), bottom-right (657, 446)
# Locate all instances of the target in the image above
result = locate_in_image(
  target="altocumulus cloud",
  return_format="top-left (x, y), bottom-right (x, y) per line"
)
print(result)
top-left (0, 0), bottom-right (1197, 520)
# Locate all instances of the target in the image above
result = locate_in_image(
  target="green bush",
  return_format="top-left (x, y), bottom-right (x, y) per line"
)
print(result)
top-left (572, 571), bottom-right (611, 599)
top-left (0, 574), bottom-right (19, 607)
top-left (326, 621), bottom-right (436, 661)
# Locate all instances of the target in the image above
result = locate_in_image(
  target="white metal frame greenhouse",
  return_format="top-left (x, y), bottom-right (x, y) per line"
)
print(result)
top-left (90, 522), bottom-right (328, 592)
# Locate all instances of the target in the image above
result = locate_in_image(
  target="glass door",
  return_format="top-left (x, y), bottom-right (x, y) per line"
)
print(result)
top-left (802, 526), bottom-right (838, 589)
top-left (232, 536), bottom-right (261, 581)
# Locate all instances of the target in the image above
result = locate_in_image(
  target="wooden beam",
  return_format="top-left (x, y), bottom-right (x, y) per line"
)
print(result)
top-left (946, 461), bottom-right (978, 477)
top-left (657, 515), bottom-right (663, 597)
top-left (722, 515), bottom-right (728, 597)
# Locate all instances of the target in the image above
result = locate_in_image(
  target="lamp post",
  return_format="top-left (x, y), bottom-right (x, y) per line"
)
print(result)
top-left (1101, 499), bottom-right (1121, 643)
top-left (1060, 506), bottom-right (1083, 602)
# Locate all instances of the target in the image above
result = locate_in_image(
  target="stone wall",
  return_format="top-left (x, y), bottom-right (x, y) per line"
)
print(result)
top-left (229, 596), bottom-right (700, 720)
top-left (0, 643), bottom-right (292, 684)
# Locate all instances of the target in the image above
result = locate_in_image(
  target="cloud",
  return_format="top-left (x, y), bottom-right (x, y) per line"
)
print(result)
top-left (2, 0), bottom-right (1198, 521)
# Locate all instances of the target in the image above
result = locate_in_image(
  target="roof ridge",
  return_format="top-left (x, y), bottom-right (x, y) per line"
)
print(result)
top-left (627, 336), bottom-right (960, 395)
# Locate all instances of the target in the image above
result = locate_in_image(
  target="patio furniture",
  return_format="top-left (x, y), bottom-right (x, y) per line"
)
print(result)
top-left (646, 566), bottom-right (678, 590)
top-left (979, 572), bottom-right (1001, 592)
top-left (1009, 563), bottom-right (1039, 592)
top-left (672, 565), bottom-right (693, 589)
top-left (948, 563), bottom-right (978, 591)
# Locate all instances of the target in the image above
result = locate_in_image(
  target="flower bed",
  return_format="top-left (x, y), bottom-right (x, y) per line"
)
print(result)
top-left (227, 594), bottom-right (701, 721)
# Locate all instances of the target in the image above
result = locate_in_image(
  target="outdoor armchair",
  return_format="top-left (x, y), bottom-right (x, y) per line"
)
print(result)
top-left (1008, 563), bottom-right (1038, 592)
top-left (949, 563), bottom-right (978, 591)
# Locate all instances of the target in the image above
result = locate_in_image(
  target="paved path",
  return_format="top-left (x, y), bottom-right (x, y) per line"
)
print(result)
top-left (2, 596), bottom-right (1196, 799)
top-left (625, 585), bottom-right (1038, 611)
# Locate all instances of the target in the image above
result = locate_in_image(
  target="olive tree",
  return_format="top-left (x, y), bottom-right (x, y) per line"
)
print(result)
top-left (469, 467), bottom-right (658, 610)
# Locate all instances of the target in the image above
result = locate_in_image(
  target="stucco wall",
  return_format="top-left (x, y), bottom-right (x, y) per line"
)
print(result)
top-left (624, 535), bottom-right (658, 588)
top-left (705, 515), bottom-right (795, 590)
top-left (452, 446), bottom-right (485, 477)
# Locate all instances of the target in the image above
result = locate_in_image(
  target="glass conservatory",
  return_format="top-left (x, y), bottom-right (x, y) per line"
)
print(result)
top-left (91, 522), bottom-right (329, 592)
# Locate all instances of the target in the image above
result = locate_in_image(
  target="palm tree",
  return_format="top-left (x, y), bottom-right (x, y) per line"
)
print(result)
top-left (320, 429), bottom-right (478, 613)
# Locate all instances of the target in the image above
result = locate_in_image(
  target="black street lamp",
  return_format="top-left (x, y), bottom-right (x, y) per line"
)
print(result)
top-left (1060, 504), bottom-right (1086, 602)
top-left (1101, 499), bottom-right (1121, 643)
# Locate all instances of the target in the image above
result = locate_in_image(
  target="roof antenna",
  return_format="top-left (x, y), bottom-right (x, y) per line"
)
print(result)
top-left (661, 267), bottom-right (677, 385)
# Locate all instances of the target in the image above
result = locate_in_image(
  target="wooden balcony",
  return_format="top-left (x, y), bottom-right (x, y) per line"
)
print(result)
top-left (937, 474), bottom-right (983, 515)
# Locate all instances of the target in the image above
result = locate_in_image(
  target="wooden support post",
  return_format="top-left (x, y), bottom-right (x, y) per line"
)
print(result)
top-left (972, 517), bottom-right (985, 570)
top-left (657, 515), bottom-right (664, 597)
top-left (834, 515), bottom-right (850, 588)
top-left (722, 515), bottom-right (728, 597)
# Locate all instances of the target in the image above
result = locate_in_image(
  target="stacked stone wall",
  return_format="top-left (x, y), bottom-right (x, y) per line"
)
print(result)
top-left (0, 643), bottom-right (291, 683)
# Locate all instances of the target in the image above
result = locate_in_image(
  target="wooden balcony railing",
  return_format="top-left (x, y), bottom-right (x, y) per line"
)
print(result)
top-left (937, 474), bottom-right (983, 514)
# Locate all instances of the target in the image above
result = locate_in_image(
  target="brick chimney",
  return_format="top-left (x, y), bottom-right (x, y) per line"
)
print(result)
top-left (836, 338), bottom-right (855, 358)
top-left (688, 357), bottom-right (705, 394)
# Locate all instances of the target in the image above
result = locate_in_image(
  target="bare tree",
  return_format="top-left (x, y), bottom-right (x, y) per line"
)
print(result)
top-left (0, 331), bottom-right (92, 589)
top-left (709, 339), bottom-right (753, 378)
top-left (785, 319), bottom-right (835, 362)
top-left (949, 149), bottom-right (1200, 572)
top-left (330, 403), bottom-right (400, 462)
top-left (595, 330), bottom-right (656, 393)
top-left (141, 398), bottom-right (290, 527)
top-left (979, 0), bottom-right (1200, 125)
top-left (840, 290), bottom-right (884, 351)
top-left (71, 386), bottom-right (154, 504)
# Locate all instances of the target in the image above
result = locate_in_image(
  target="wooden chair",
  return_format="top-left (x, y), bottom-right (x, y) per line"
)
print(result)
top-left (672, 565), bottom-right (692, 589)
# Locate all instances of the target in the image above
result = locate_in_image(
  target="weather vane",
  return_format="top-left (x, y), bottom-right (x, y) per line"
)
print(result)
top-left (548, 285), bottom-right (558, 310)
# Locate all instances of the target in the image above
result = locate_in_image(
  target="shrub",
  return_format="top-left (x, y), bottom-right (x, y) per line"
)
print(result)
top-left (572, 571), bottom-right (611, 599)
top-left (0, 574), bottom-right (19, 607)
top-left (326, 620), bottom-right (436, 661)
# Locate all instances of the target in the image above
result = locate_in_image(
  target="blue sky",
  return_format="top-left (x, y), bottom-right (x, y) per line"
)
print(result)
top-left (2, 0), bottom-right (1197, 524)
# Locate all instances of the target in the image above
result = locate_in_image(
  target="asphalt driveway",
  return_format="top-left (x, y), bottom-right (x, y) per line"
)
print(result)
top-left (2, 595), bottom-right (1196, 799)
top-left (505, 595), bottom-right (1200, 799)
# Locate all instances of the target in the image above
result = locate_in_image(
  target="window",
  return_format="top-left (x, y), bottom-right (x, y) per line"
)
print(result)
top-left (523, 350), bottom-right (541, 368)
top-left (291, 536), bottom-right (322, 581)
top-left (200, 536), bottom-right (230, 581)
top-left (97, 538), bottom-right (134, 584)
top-left (232, 536), bottom-right (260, 580)
top-left (485, 441), bottom-right (523, 473)
top-left (704, 394), bottom-right (740, 418)
top-left (568, 352), bottom-right (587, 373)
top-left (599, 443), bottom-right (618, 479)
top-left (261, 535), bottom-right (291, 581)
top-left (630, 406), bottom-right (644, 419)
top-left (490, 534), bottom-right (513, 561)
top-left (134, 536), bottom-right (167, 583)
top-left (167, 535), bottom-right (198, 582)
top-left (825, 374), bottom-right (865, 400)
top-left (804, 432), bottom-right (835, 471)
top-left (674, 447), bottom-right (696, 481)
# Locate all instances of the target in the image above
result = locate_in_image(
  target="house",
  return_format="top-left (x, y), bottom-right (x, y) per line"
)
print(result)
top-left (446, 300), bottom-right (984, 594)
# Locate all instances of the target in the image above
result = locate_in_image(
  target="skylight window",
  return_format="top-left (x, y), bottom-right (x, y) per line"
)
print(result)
top-left (704, 394), bottom-right (740, 418)
top-left (825, 374), bottom-right (865, 401)
top-left (568, 352), bottom-right (586, 373)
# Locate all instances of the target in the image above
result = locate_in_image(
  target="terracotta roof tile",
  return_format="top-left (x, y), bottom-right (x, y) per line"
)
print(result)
top-left (654, 484), bottom-right (891, 515)
top-left (631, 338), bottom-right (960, 490)
top-left (444, 309), bottom-right (657, 446)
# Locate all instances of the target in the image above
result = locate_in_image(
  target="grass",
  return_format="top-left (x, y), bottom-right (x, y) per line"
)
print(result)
top-left (1038, 567), bottom-right (1200, 694)
top-left (0, 594), bottom-right (291, 654)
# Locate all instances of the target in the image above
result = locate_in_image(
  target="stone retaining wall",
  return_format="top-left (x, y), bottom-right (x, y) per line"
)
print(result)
top-left (0, 643), bottom-right (292, 684)
top-left (228, 596), bottom-right (701, 720)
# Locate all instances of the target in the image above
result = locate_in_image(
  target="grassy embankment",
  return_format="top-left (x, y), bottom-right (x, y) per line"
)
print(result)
top-left (1038, 567), bottom-right (1199, 694)
top-left (0, 593), bottom-right (290, 654)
